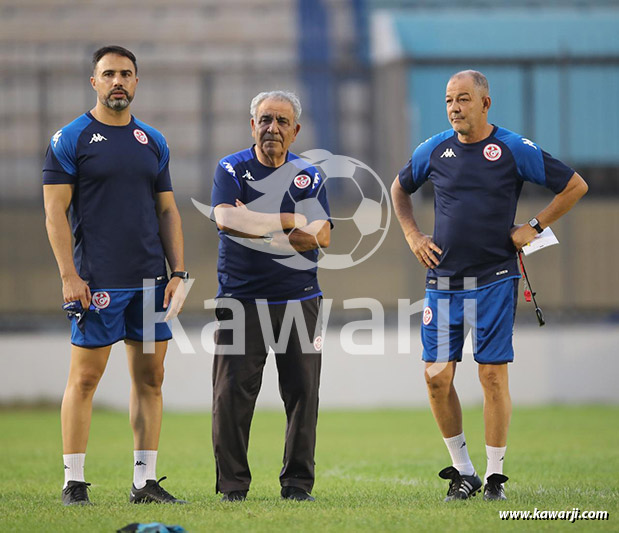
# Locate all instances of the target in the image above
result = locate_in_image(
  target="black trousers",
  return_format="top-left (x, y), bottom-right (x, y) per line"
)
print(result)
top-left (212, 297), bottom-right (322, 494)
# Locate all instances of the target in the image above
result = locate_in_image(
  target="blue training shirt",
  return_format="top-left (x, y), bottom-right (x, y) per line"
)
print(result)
top-left (398, 125), bottom-right (574, 290)
top-left (43, 112), bottom-right (172, 289)
top-left (211, 146), bottom-right (331, 302)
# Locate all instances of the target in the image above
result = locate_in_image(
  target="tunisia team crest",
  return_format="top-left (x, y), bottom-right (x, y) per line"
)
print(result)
top-left (483, 143), bottom-right (502, 161)
top-left (92, 291), bottom-right (111, 309)
top-left (133, 129), bottom-right (148, 145)
top-left (313, 336), bottom-right (323, 351)
top-left (294, 174), bottom-right (311, 189)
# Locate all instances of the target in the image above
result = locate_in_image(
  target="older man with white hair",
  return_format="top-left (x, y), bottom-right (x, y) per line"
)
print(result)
top-left (210, 90), bottom-right (331, 502)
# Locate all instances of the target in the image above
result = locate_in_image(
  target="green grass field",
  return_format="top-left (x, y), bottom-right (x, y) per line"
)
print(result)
top-left (1, 406), bottom-right (617, 532)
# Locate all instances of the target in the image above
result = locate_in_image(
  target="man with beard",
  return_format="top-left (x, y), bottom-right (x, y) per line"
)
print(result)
top-left (43, 45), bottom-right (187, 505)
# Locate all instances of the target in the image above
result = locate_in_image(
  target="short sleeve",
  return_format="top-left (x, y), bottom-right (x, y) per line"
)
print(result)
top-left (513, 143), bottom-right (574, 194)
top-left (397, 158), bottom-right (415, 193)
top-left (495, 129), bottom-right (574, 194)
top-left (211, 161), bottom-right (242, 207)
top-left (398, 137), bottom-right (436, 194)
top-left (539, 150), bottom-right (574, 194)
top-left (147, 129), bottom-right (172, 192)
top-left (155, 153), bottom-right (173, 193)
top-left (42, 130), bottom-right (77, 185)
top-left (156, 138), bottom-right (170, 174)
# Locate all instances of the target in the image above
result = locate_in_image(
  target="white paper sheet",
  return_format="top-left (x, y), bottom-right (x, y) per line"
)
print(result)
top-left (521, 227), bottom-right (559, 256)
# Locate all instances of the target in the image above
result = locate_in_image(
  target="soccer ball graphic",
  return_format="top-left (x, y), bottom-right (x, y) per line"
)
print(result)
top-left (295, 150), bottom-right (391, 270)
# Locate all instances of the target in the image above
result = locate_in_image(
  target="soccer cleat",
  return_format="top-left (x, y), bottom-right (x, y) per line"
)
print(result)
top-left (220, 490), bottom-right (247, 502)
top-left (281, 486), bottom-right (315, 501)
top-left (483, 473), bottom-right (509, 501)
top-left (129, 476), bottom-right (187, 504)
top-left (62, 481), bottom-right (92, 506)
top-left (438, 466), bottom-right (482, 501)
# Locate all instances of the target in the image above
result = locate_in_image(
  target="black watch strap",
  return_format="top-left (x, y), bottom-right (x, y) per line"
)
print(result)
top-left (171, 271), bottom-right (189, 280)
top-left (528, 217), bottom-right (543, 234)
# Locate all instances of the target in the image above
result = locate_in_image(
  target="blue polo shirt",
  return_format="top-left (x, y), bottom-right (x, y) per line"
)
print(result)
top-left (211, 146), bottom-right (331, 302)
top-left (398, 126), bottom-right (574, 290)
top-left (43, 112), bottom-right (172, 288)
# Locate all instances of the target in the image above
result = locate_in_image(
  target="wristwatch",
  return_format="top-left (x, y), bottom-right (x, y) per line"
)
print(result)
top-left (528, 217), bottom-right (543, 234)
top-left (171, 271), bottom-right (189, 280)
top-left (262, 233), bottom-right (273, 244)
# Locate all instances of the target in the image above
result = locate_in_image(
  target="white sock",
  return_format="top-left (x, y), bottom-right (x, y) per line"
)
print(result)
top-left (443, 433), bottom-right (475, 476)
top-left (485, 445), bottom-right (506, 483)
top-left (63, 453), bottom-right (86, 488)
top-left (133, 450), bottom-right (158, 489)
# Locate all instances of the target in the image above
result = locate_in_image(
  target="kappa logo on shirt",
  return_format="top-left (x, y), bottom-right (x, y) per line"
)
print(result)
top-left (52, 129), bottom-right (63, 147)
top-left (89, 133), bottom-right (107, 144)
top-left (522, 138), bottom-right (538, 150)
top-left (242, 170), bottom-right (254, 180)
top-left (440, 148), bottom-right (456, 158)
top-left (222, 161), bottom-right (236, 177)
top-left (312, 172), bottom-right (321, 190)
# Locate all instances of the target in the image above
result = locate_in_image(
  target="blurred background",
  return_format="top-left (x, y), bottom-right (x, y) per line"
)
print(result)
top-left (1, 0), bottom-right (618, 409)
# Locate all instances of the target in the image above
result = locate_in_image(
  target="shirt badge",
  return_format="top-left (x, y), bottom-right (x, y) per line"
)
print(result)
top-left (483, 143), bottom-right (502, 161)
top-left (294, 174), bottom-right (311, 189)
top-left (133, 129), bottom-right (149, 145)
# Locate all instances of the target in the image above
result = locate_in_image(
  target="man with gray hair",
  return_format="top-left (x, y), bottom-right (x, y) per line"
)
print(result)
top-left (392, 70), bottom-right (587, 502)
top-left (210, 90), bottom-right (331, 502)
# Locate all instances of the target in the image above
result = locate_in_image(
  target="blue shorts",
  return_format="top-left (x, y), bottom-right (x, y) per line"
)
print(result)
top-left (421, 278), bottom-right (518, 364)
top-left (70, 284), bottom-right (172, 348)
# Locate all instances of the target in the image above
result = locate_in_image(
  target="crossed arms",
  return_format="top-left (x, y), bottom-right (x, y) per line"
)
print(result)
top-left (213, 200), bottom-right (330, 253)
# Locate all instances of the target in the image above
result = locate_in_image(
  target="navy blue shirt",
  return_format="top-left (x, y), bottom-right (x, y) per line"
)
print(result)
top-left (398, 126), bottom-right (574, 290)
top-left (43, 112), bottom-right (172, 289)
top-left (211, 146), bottom-right (330, 302)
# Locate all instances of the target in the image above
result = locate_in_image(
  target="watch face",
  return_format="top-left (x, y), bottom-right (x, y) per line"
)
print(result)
top-left (529, 218), bottom-right (539, 227)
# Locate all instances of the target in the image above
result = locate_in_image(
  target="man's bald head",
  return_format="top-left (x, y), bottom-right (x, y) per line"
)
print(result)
top-left (445, 70), bottom-right (493, 143)
top-left (449, 70), bottom-right (489, 96)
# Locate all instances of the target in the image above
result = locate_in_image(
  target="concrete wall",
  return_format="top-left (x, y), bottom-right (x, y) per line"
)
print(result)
top-left (1, 324), bottom-right (617, 409)
top-left (2, 198), bottom-right (617, 315)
